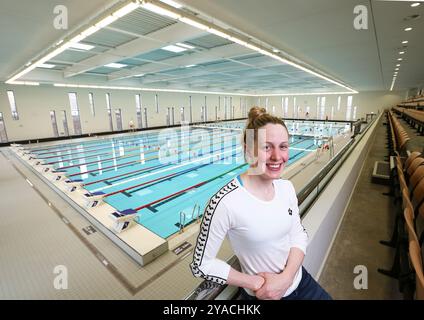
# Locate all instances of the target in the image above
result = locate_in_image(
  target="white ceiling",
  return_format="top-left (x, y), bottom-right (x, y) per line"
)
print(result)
top-left (1, 0), bottom-right (423, 94)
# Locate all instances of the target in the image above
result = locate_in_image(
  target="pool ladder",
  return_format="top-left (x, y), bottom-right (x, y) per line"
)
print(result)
top-left (179, 204), bottom-right (201, 233)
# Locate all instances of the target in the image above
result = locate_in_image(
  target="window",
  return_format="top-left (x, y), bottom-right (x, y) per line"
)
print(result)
top-left (106, 93), bottom-right (113, 131)
top-left (7, 91), bottom-right (19, 120)
top-left (68, 92), bottom-right (82, 135)
top-left (135, 94), bottom-right (142, 128)
top-left (115, 109), bottom-right (122, 131)
top-left (88, 93), bottom-right (95, 116)
top-left (306, 106), bottom-right (310, 119)
top-left (316, 96), bottom-right (320, 119)
top-left (320, 96), bottom-right (326, 120)
top-left (204, 96), bottom-right (208, 121)
top-left (346, 96), bottom-right (353, 121)
top-left (0, 112), bottom-right (8, 142)
top-left (155, 94), bottom-right (159, 113)
top-left (353, 106), bottom-right (357, 120)
top-left (50, 111), bottom-right (59, 137)
top-left (171, 107), bottom-right (175, 125)
top-left (347, 96), bottom-right (353, 108)
top-left (293, 97), bottom-right (297, 118)
top-left (180, 107), bottom-right (185, 123)
top-left (61, 110), bottom-right (69, 136)
top-left (239, 97), bottom-right (242, 116)
top-left (224, 96), bottom-right (228, 119)
top-left (143, 108), bottom-right (148, 128)
top-left (284, 97), bottom-right (289, 117)
top-left (337, 96), bottom-right (341, 111)
top-left (189, 96), bottom-right (193, 123)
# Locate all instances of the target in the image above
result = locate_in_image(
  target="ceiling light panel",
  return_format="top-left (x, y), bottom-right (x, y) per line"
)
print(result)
top-left (161, 44), bottom-right (187, 52)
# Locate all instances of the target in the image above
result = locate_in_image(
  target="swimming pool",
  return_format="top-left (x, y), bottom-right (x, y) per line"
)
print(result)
top-left (26, 120), bottom-right (345, 238)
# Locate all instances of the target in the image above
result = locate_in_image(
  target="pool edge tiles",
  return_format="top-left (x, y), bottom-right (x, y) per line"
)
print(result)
top-left (56, 179), bottom-right (169, 266)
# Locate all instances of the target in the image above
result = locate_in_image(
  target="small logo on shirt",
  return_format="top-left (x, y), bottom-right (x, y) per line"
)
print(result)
top-left (288, 208), bottom-right (292, 215)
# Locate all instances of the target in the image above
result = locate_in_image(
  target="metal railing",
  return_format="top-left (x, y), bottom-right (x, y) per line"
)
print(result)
top-left (179, 204), bottom-right (201, 234)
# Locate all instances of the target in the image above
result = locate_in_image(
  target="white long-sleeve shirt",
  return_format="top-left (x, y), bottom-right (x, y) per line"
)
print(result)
top-left (190, 177), bottom-right (308, 297)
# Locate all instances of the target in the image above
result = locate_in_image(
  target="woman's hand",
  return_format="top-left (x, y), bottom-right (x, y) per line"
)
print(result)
top-left (254, 272), bottom-right (294, 300)
top-left (249, 274), bottom-right (265, 291)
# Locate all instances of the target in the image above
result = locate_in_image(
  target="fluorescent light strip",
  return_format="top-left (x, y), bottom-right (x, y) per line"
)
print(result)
top-left (254, 91), bottom-right (358, 97)
top-left (38, 63), bottom-right (56, 69)
top-left (175, 42), bottom-right (195, 49)
top-left (113, 1), bottom-right (139, 17)
top-left (7, 81), bottom-right (40, 86)
top-left (69, 42), bottom-right (95, 50)
top-left (179, 17), bottom-right (209, 31)
top-left (142, 3), bottom-right (181, 19)
top-left (53, 83), bottom-right (250, 96)
top-left (161, 44), bottom-right (187, 52)
top-left (52, 83), bottom-right (356, 96)
top-left (159, 0), bottom-right (182, 8)
top-left (104, 63), bottom-right (127, 68)
top-left (6, 1), bottom-right (139, 83)
top-left (390, 77), bottom-right (396, 91)
top-left (141, 0), bottom-right (356, 93)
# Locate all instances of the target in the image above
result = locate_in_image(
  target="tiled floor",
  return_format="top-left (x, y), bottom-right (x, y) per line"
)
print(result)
top-left (319, 116), bottom-right (403, 299)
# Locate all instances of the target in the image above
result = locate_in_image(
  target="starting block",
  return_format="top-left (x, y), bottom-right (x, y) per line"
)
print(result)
top-left (50, 170), bottom-right (66, 182)
top-left (29, 158), bottom-right (45, 166)
top-left (26, 154), bottom-right (38, 161)
top-left (83, 191), bottom-right (105, 208)
top-left (64, 179), bottom-right (83, 192)
top-left (10, 144), bottom-right (24, 152)
top-left (109, 209), bottom-right (137, 233)
top-left (41, 164), bottom-right (54, 173)
top-left (22, 153), bottom-right (36, 160)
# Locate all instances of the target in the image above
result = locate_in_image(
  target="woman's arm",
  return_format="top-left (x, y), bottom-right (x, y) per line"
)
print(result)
top-left (227, 268), bottom-right (265, 292)
top-left (191, 190), bottom-right (265, 291)
top-left (255, 247), bottom-right (304, 300)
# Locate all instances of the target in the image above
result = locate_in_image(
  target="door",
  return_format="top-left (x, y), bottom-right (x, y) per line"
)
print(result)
top-left (61, 110), bottom-right (69, 136)
top-left (144, 108), bottom-right (148, 128)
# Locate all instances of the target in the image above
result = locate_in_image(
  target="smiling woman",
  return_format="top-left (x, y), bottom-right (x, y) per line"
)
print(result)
top-left (190, 107), bottom-right (332, 300)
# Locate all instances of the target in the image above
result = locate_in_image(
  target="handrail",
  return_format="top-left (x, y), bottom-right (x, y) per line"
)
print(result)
top-left (179, 211), bottom-right (186, 233)
top-left (185, 256), bottom-right (240, 300)
top-left (185, 115), bottom-right (380, 300)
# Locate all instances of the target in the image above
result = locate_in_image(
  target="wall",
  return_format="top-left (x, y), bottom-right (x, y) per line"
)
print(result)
top-left (247, 90), bottom-right (405, 121)
top-left (0, 83), bottom-right (404, 142)
top-left (0, 83), bottom-right (249, 142)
